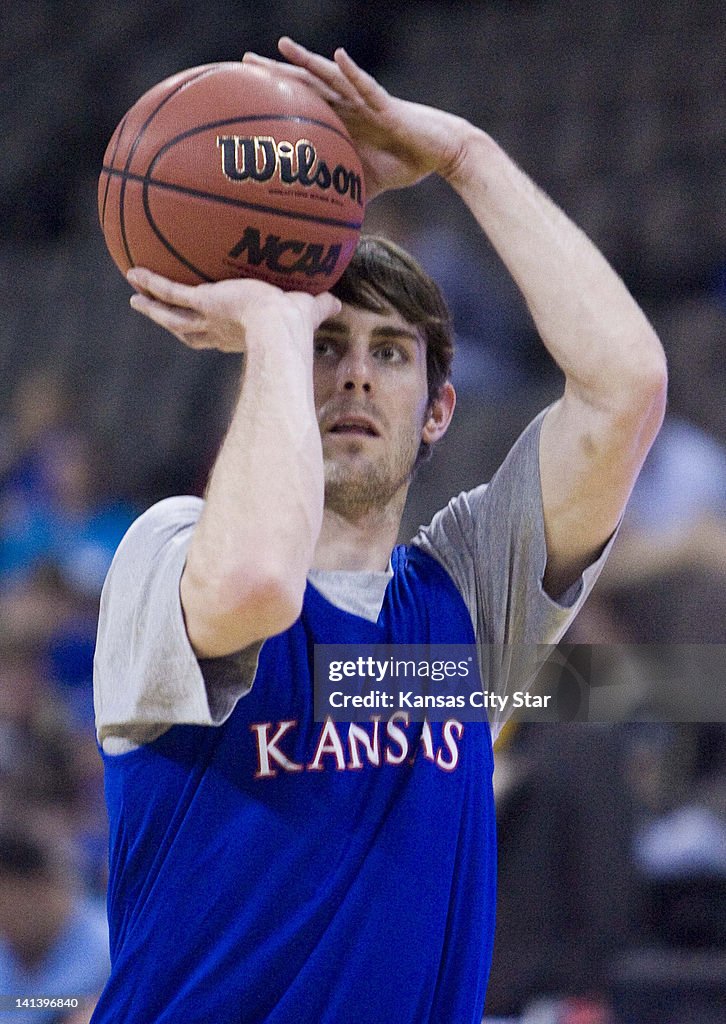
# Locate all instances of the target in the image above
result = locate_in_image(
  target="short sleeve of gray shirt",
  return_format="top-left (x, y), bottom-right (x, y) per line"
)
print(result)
top-left (94, 410), bottom-right (614, 751)
top-left (93, 495), bottom-right (262, 753)
top-left (412, 409), bottom-right (615, 736)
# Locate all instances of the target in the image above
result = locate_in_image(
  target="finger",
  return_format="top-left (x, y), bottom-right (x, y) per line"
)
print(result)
top-left (243, 51), bottom-right (341, 104)
top-left (129, 292), bottom-right (204, 337)
top-left (243, 51), bottom-right (301, 72)
top-left (333, 47), bottom-right (388, 108)
top-left (277, 37), bottom-right (358, 100)
top-left (127, 268), bottom-right (200, 310)
top-left (277, 37), bottom-right (336, 76)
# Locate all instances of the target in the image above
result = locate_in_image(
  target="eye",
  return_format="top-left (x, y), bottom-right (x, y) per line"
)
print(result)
top-left (314, 335), bottom-right (338, 358)
top-left (374, 343), bottom-right (407, 364)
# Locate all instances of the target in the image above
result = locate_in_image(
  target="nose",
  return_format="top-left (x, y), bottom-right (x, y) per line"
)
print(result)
top-left (338, 348), bottom-right (372, 394)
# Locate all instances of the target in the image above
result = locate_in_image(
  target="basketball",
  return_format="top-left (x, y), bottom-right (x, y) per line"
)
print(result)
top-left (98, 62), bottom-right (366, 294)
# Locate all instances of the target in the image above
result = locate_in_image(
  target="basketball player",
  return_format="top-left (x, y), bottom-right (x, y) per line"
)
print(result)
top-left (91, 41), bottom-right (667, 1024)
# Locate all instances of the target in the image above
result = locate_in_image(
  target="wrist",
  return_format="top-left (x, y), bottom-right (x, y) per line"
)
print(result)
top-left (440, 123), bottom-right (495, 190)
top-left (243, 312), bottom-right (315, 376)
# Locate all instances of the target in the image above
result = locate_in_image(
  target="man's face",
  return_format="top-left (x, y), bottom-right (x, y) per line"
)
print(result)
top-left (313, 302), bottom-right (431, 517)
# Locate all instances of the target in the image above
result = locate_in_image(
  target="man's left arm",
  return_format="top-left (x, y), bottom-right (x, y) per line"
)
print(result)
top-left (444, 133), bottom-right (668, 596)
top-left (251, 40), bottom-right (668, 595)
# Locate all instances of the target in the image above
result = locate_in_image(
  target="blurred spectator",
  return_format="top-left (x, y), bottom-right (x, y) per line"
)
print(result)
top-left (609, 724), bottom-right (726, 1024)
top-left (0, 638), bottom-right (79, 814)
top-left (487, 720), bottom-right (726, 1023)
top-left (624, 418), bottom-right (726, 537)
top-left (0, 620), bottom-right (108, 893)
top-left (568, 415), bottom-right (726, 643)
top-left (485, 723), bottom-right (634, 1020)
top-left (626, 724), bottom-right (726, 949)
top-left (0, 813), bottom-right (109, 1024)
top-left (0, 422), bottom-right (136, 596)
top-left (0, 564), bottom-right (97, 696)
top-left (0, 368), bottom-right (70, 492)
top-left (0, 564), bottom-right (79, 649)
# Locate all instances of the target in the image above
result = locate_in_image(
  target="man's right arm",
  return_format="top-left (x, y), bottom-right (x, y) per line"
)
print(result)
top-left (127, 269), bottom-right (341, 656)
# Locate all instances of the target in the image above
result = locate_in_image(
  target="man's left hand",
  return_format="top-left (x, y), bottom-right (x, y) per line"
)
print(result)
top-left (243, 39), bottom-right (473, 200)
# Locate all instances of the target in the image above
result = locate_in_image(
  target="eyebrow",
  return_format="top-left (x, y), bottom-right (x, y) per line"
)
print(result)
top-left (371, 326), bottom-right (421, 343)
top-left (316, 321), bottom-right (421, 344)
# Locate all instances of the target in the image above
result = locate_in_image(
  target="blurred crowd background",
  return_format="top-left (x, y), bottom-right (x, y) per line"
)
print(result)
top-left (0, 2), bottom-right (724, 1022)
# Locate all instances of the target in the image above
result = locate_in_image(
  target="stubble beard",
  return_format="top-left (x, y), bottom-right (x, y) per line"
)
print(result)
top-left (323, 433), bottom-right (419, 519)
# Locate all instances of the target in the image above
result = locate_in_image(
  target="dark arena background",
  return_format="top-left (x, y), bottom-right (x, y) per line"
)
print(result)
top-left (0, 2), bottom-right (724, 1022)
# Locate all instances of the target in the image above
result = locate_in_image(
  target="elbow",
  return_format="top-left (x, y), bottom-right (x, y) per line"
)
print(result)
top-left (637, 338), bottom-right (668, 436)
top-left (182, 559), bottom-right (306, 655)
top-left (216, 563), bottom-right (306, 636)
top-left (640, 326), bottom-right (668, 394)
top-left (617, 329), bottom-right (668, 438)
top-left (255, 570), bottom-right (307, 636)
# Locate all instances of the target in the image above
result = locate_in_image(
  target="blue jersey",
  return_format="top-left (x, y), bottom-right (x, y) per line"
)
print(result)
top-left (92, 544), bottom-right (496, 1024)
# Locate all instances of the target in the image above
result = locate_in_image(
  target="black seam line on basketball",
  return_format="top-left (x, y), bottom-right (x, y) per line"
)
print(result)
top-left (119, 65), bottom-right (222, 270)
top-left (146, 114), bottom-right (356, 169)
top-left (141, 178), bottom-right (213, 283)
top-left (100, 113), bottom-right (128, 229)
top-left (101, 166), bottom-right (364, 231)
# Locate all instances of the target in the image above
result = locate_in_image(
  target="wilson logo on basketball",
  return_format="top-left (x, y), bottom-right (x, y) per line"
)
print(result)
top-left (226, 227), bottom-right (342, 278)
top-left (217, 135), bottom-right (364, 206)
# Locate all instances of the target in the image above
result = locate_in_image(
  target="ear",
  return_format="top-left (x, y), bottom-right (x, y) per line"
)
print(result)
top-left (421, 382), bottom-right (456, 445)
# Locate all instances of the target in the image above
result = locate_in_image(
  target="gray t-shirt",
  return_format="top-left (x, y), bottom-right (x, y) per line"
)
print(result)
top-left (94, 411), bottom-right (613, 753)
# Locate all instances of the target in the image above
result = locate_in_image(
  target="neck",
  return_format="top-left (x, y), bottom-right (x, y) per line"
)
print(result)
top-left (312, 487), bottom-right (408, 571)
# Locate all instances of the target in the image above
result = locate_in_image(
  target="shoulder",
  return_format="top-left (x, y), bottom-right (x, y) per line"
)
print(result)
top-left (104, 495), bottom-right (203, 582)
top-left (118, 494), bottom-right (204, 550)
top-left (97, 494), bottom-right (205, 655)
top-left (97, 493), bottom-right (205, 637)
top-left (414, 409), bottom-right (547, 554)
top-left (97, 494), bottom-right (204, 631)
top-left (95, 495), bottom-right (215, 751)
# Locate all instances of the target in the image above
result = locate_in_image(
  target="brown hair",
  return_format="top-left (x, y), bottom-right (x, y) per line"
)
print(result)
top-left (331, 236), bottom-right (454, 405)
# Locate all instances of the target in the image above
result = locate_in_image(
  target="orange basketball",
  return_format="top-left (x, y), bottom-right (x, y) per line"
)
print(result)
top-left (98, 62), bottom-right (365, 294)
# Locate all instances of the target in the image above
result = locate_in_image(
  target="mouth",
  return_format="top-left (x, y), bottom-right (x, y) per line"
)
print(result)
top-left (327, 417), bottom-right (380, 438)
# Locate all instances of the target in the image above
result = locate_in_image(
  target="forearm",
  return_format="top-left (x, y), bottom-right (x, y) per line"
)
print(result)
top-left (182, 316), bottom-right (323, 656)
top-left (445, 127), bottom-right (667, 407)
top-left (442, 125), bottom-right (667, 592)
top-left (125, 270), bottom-right (338, 657)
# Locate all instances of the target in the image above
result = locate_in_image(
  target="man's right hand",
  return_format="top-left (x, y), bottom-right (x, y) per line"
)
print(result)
top-left (127, 267), bottom-right (341, 355)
